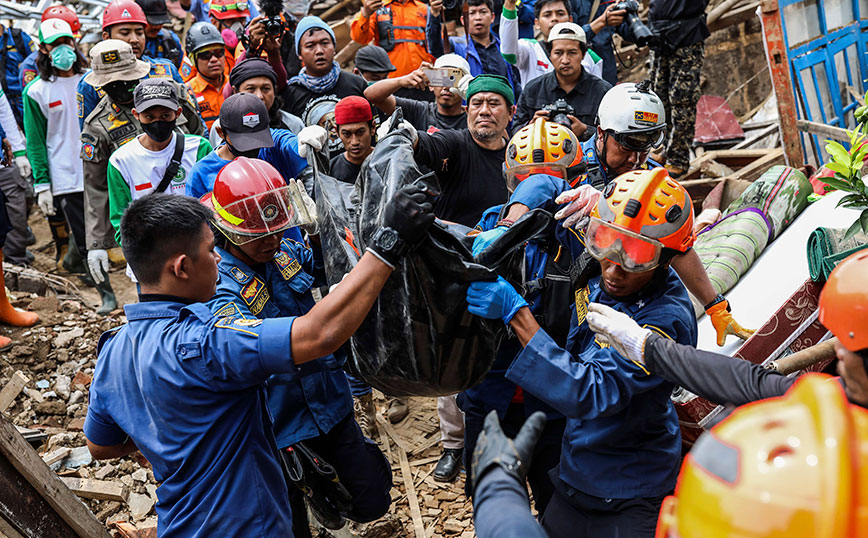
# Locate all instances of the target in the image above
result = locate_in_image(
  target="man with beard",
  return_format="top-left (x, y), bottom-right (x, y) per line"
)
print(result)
top-left (364, 53), bottom-right (470, 133)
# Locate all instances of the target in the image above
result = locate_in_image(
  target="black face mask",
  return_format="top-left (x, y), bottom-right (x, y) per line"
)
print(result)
top-left (103, 80), bottom-right (137, 104)
top-left (226, 141), bottom-right (260, 159)
top-left (141, 120), bottom-right (176, 143)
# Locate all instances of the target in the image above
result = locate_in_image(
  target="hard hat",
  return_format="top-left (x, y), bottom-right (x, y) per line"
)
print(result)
top-left (200, 157), bottom-right (309, 244)
top-left (597, 80), bottom-right (666, 152)
top-left (656, 374), bottom-right (868, 538)
top-left (102, 0), bottom-right (148, 30)
top-left (185, 22), bottom-right (225, 54)
top-left (42, 5), bottom-right (81, 37)
top-left (588, 168), bottom-right (694, 271)
top-left (505, 117), bottom-right (583, 191)
top-left (818, 250), bottom-right (868, 352)
top-left (209, 0), bottom-right (251, 20)
top-left (434, 53), bottom-right (471, 76)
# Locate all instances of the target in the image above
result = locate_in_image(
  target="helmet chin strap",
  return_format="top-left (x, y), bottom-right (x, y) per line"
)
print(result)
top-left (599, 131), bottom-right (614, 180)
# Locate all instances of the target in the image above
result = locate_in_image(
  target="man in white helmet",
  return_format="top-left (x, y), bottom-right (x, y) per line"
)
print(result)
top-left (364, 53), bottom-right (471, 132)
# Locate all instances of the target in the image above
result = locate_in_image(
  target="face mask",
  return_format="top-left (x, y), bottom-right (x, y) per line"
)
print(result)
top-left (49, 44), bottom-right (77, 71)
top-left (226, 141), bottom-right (260, 159)
top-left (141, 119), bottom-right (176, 143)
top-left (222, 28), bottom-right (239, 49)
top-left (104, 80), bottom-right (137, 104)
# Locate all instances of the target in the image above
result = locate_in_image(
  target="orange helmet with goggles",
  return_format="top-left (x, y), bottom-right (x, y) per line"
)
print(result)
top-left (200, 157), bottom-right (310, 245)
top-left (818, 250), bottom-right (868, 352)
top-left (587, 168), bottom-right (694, 272)
top-left (656, 374), bottom-right (868, 538)
top-left (505, 117), bottom-right (584, 191)
top-left (210, 0), bottom-right (251, 20)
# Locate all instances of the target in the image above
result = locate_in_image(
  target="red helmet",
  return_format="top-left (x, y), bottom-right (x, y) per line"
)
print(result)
top-left (43, 5), bottom-right (82, 36)
top-left (201, 158), bottom-right (303, 244)
top-left (102, 0), bottom-right (148, 30)
top-left (209, 0), bottom-right (251, 20)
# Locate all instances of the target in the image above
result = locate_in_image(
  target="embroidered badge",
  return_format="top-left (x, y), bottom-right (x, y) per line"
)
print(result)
top-left (574, 285), bottom-right (590, 326)
top-left (229, 266), bottom-right (248, 283)
top-left (82, 143), bottom-right (95, 161)
top-left (274, 252), bottom-right (302, 280)
top-left (241, 276), bottom-right (270, 315)
top-left (214, 302), bottom-right (239, 317)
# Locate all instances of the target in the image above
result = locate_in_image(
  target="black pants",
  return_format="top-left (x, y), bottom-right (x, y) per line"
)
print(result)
top-left (464, 403), bottom-right (566, 515)
top-left (56, 192), bottom-right (87, 259)
top-left (286, 413), bottom-right (392, 538)
top-left (541, 472), bottom-right (667, 538)
top-left (0, 166), bottom-right (29, 263)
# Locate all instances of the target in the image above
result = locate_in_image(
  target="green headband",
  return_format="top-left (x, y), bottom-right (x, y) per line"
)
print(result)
top-left (466, 74), bottom-right (515, 106)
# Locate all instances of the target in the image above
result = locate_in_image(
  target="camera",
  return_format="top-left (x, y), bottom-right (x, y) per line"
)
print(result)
top-left (260, 0), bottom-right (286, 37)
top-left (613, 0), bottom-right (655, 48)
top-left (543, 99), bottom-right (575, 129)
top-left (264, 16), bottom-right (285, 36)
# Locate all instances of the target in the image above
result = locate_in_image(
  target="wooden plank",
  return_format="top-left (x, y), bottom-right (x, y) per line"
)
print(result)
top-left (0, 371), bottom-right (29, 412)
top-left (41, 447), bottom-right (71, 467)
top-left (730, 147), bottom-right (785, 181)
top-left (848, 85), bottom-right (865, 106)
top-left (375, 414), bottom-right (415, 454)
top-left (682, 149), bottom-right (774, 181)
top-left (708, 1), bottom-right (761, 33)
top-left (409, 434), bottom-right (441, 457)
top-left (59, 478), bottom-right (129, 502)
top-left (0, 454), bottom-right (79, 538)
top-left (796, 119), bottom-right (850, 142)
top-left (0, 413), bottom-right (111, 538)
top-left (731, 123), bottom-right (779, 150)
top-left (397, 444), bottom-right (426, 538)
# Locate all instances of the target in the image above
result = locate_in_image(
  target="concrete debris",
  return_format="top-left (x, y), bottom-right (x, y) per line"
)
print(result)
top-left (128, 493), bottom-right (155, 520)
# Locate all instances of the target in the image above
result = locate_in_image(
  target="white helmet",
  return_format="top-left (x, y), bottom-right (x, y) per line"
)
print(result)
top-left (598, 81), bottom-right (666, 148)
top-left (434, 53), bottom-right (471, 76)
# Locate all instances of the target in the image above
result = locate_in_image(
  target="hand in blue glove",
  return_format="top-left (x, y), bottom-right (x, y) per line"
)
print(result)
top-left (466, 276), bottom-right (529, 324)
top-left (471, 226), bottom-right (509, 257)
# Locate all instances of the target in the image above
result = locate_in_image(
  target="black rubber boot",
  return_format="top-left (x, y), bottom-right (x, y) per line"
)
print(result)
top-left (48, 218), bottom-right (69, 271)
top-left (87, 264), bottom-right (118, 316)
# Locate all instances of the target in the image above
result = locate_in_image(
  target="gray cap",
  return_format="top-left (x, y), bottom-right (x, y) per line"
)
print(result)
top-left (354, 45), bottom-right (396, 73)
top-left (219, 93), bottom-right (274, 152)
top-left (134, 78), bottom-right (179, 112)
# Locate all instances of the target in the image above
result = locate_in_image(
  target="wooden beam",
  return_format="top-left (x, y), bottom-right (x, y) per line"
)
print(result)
top-left (0, 413), bottom-right (111, 538)
top-left (708, 2), bottom-right (761, 33)
top-left (397, 444), bottom-right (426, 538)
top-left (0, 371), bottom-right (29, 412)
top-left (59, 478), bottom-right (129, 502)
top-left (731, 123), bottom-right (779, 149)
top-left (41, 447), bottom-right (71, 467)
top-left (796, 119), bottom-right (850, 142)
top-left (729, 147), bottom-right (785, 181)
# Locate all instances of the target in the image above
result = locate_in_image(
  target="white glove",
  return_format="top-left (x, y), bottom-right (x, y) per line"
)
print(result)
top-left (554, 185), bottom-right (601, 229)
top-left (289, 178), bottom-right (318, 235)
top-left (14, 155), bottom-right (31, 178)
top-left (585, 302), bottom-right (652, 365)
top-left (297, 125), bottom-right (328, 159)
top-left (449, 74), bottom-right (471, 100)
top-left (37, 189), bottom-right (56, 216)
top-left (87, 249), bottom-right (110, 284)
top-left (377, 119), bottom-right (417, 146)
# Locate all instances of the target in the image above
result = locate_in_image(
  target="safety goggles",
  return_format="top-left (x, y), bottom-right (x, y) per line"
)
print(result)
top-left (196, 47), bottom-right (226, 61)
top-left (608, 129), bottom-right (665, 153)
top-left (210, 186), bottom-right (313, 245)
top-left (211, 2), bottom-right (249, 12)
top-left (503, 163), bottom-right (568, 192)
top-left (585, 217), bottom-right (664, 272)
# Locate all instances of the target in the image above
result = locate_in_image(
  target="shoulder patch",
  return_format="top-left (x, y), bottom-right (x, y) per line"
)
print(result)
top-left (214, 302), bottom-right (242, 318)
top-left (240, 276), bottom-right (270, 315)
top-left (215, 316), bottom-right (263, 335)
top-left (574, 286), bottom-right (590, 325)
top-left (229, 266), bottom-right (249, 283)
top-left (274, 251), bottom-right (302, 281)
top-left (81, 142), bottom-right (95, 160)
top-left (151, 64), bottom-right (168, 77)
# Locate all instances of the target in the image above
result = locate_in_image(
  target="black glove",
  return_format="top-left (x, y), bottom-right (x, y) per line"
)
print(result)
top-left (471, 410), bottom-right (546, 496)
top-left (370, 182), bottom-right (437, 268)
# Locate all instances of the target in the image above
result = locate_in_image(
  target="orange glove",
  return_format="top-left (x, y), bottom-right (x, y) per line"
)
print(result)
top-left (706, 300), bottom-right (755, 346)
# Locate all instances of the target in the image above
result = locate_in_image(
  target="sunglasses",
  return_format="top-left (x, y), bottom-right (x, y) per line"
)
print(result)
top-left (197, 47), bottom-right (226, 61)
top-left (608, 129), bottom-right (664, 153)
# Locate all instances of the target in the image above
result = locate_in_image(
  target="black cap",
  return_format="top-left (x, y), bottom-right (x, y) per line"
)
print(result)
top-left (136, 0), bottom-right (171, 26)
top-left (354, 45), bottom-right (396, 73)
top-left (133, 78), bottom-right (179, 112)
top-left (219, 93), bottom-right (274, 152)
top-left (229, 58), bottom-right (278, 89)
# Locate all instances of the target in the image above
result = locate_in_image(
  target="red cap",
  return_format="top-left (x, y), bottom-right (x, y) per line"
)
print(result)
top-left (334, 96), bottom-right (373, 126)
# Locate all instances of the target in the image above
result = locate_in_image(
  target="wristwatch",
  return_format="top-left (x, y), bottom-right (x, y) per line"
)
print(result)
top-left (370, 226), bottom-right (407, 267)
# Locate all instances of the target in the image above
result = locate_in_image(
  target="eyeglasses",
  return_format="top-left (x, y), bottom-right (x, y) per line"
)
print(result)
top-left (196, 47), bottom-right (226, 61)
top-left (608, 129), bottom-right (664, 153)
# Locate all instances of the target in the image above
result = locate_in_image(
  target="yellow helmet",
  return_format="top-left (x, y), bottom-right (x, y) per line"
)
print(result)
top-left (656, 374), bottom-right (868, 538)
top-left (504, 117), bottom-right (584, 191)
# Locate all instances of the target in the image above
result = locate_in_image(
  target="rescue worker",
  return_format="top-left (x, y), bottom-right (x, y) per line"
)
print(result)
top-left (137, 0), bottom-right (183, 67)
top-left (208, 0), bottom-right (250, 71)
top-left (185, 22), bottom-right (227, 129)
top-left (80, 40), bottom-right (204, 314)
top-left (460, 119), bottom-right (585, 514)
top-left (84, 180), bottom-right (435, 536)
top-left (19, 5), bottom-right (81, 90)
top-left (0, 17), bottom-right (37, 127)
top-left (203, 158), bottom-right (392, 536)
top-left (466, 168), bottom-right (698, 537)
top-left (350, 0), bottom-right (433, 78)
top-left (77, 0), bottom-right (186, 130)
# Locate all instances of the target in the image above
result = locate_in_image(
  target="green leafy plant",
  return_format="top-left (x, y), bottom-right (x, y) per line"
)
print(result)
top-left (823, 123), bottom-right (868, 239)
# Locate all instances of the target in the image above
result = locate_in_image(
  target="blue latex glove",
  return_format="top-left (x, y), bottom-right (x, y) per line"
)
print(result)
top-left (508, 174), bottom-right (570, 211)
top-left (466, 276), bottom-right (529, 324)
top-left (472, 226), bottom-right (509, 257)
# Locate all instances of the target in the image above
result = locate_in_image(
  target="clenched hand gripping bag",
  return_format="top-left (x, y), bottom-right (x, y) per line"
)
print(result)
top-left (315, 112), bottom-right (551, 396)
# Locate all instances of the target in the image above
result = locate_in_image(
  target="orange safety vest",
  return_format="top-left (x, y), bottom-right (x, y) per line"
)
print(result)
top-left (188, 73), bottom-right (226, 129)
top-left (351, 0), bottom-right (433, 78)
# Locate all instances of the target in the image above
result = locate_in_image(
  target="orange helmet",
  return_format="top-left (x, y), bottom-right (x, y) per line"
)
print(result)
top-left (505, 117), bottom-right (584, 191)
top-left (102, 0), bottom-right (148, 30)
top-left (210, 0), bottom-right (251, 20)
top-left (656, 374), bottom-right (868, 538)
top-left (587, 168), bottom-right (694, 272)
top-left (43, 5), bottom-right (81, 36)
top-left (818, 250), bottom-right (868, 352)
top-left (200, 157), bottom-right (308, 245)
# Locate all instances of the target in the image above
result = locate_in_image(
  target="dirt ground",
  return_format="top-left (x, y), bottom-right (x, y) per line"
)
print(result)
top-left (0, 212), bottom-right (476, 537)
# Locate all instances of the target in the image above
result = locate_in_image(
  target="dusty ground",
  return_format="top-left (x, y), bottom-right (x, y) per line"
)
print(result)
top-left (0, 213), bottom-right (475, 537)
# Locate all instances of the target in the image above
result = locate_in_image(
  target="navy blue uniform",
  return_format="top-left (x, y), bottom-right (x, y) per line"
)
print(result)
top-left (84, 298), bottom-right (297, 537)
top-left (581, 133), bottom-right (663, 189)
top-left (474, 468), bottom-right (550, 538)
top-left (145, 30), bottom-right (183, 67)
top-left (1, 27), bottom-right (36, 125)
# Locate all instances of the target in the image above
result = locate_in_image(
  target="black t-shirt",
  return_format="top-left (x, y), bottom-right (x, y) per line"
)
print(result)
top-left (414, 129), bottom-right (509, 227)
top-left (397, 97), bottom-right (467, 133)
top-left (514, 69), bottom-right (612, 131)
top-left (329, 153), bottom-right (362, 185)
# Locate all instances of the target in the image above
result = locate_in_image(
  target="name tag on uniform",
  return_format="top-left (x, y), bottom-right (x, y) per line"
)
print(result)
top-left (241, 276), bottom-right (270, 315)
top-left (274, 252), bottom-right (302, 281)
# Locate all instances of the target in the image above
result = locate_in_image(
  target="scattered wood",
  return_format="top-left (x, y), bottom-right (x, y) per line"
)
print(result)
top-left (59, 477), bottom-right (129, 502)
top-left (796, 119), bottom-right (850, 142)
top-left (42, 447), bottom-right (71, 467)
top-left (0, 370), bottom-right (29, 412)
top-left (397, 443), bottom-right (427, 538)
top-left (375, 414), bottom-right (415, 454)
top-left (731, 123), bottom-right (779, 149)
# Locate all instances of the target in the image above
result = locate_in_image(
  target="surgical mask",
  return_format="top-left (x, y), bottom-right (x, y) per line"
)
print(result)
top-left (226, 141), bottom-right (260, 159)
top-left (141, 119), bottom-right (176, 143)
top-left (49, 44), bottom-right (77, 71)
top-left (103, 79), bottom-right (137, 104)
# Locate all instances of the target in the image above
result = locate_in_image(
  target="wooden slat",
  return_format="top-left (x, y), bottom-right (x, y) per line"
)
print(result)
top-left (0, 371), bottom-right (29, 412)
top-left (0, 413), bottom-right (111, 538)
top-left (397, 444), bottom-right (426, 538)
top-left (731, 123), bottom-right (779, 150)
top-left (796, 119), bottom-right (850, 142)
top-left (59, 478), bottom-right (129, 502)
top-left (0, 455), bottom-right (79, 538)
top-left (375, 414), bottom-right (415, 454)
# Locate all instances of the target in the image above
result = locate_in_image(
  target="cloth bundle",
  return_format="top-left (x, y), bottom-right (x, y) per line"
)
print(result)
top-left (807, 226), bottom-right (868, 282)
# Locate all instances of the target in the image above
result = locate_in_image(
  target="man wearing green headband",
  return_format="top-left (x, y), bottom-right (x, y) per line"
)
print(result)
top-left (404, 74), bottom-right (515, 228)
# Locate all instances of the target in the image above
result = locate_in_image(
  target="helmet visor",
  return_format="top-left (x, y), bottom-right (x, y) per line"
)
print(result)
top-left (586, 217), bottom-right (663, 272)
top-left (210, 185), bottom-right (312, 245)
top-left (611, 129), bottom-right (665, 153)
top-left (504, 163), bottom-right (567, 192)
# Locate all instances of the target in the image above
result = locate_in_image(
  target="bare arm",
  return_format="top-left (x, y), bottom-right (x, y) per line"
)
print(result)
top-left (509, 307), bottom-right (541, 347)
top-left (86, 437), bottom-right (139, 460)
top-left (364, 78), bottom-right (404, 116)
top-left (671, 248), bottom-right (717, 306)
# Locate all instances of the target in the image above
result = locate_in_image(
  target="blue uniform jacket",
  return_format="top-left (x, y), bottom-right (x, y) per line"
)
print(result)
top-left (581, 133), bottom-right (662, 188)
top-left (506, 268), bottom-right (697, 499)
top-left (207, 240), bottom-right (353, 448)
top-left (17, 50), bottom-right (38, 89)
top-left (458, 204), bottom-right (564, 422)
top-left (145, 30), bottom-right (183, 66)
top-left (77, 56), bottom-right (183, 129)
top-left (1, 28), bottom-right (36, 115)
top-left (84, 300), bottom-right (296, 537)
